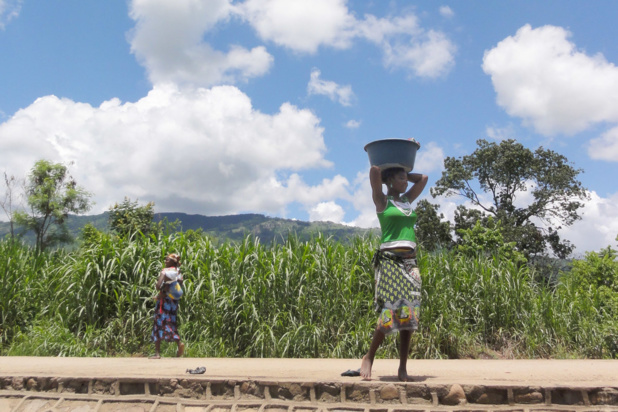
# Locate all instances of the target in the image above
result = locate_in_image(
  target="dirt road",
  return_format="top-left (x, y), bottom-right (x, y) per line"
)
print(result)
top-left (1, 357), bottom-right (616, 387)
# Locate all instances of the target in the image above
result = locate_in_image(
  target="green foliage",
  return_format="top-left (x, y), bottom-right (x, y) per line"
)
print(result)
top-left (453, 205), bottom-right (487, 239)
top-left (414, 199), bottom-right (453, 251)
top-left (6, 320), bottom-right (105, 357)
top-left (1, 232), bottom-right (615, 359)
top-left (108, 198), bottom-right (156, 237)
top-left (456, 218), bottom-right (527, 266)
top-left (80, 223), bottom-right (104, 246)
top-left (14, 160), bottom-right (92, 251)
top-left (570, 250), bottom-right (618, 292)
top-left (432, 139), bottom-right (588, 258)
top-left (0, 240), bottom-right (59, 346)
top-left (567, 249), bottom-right (618, 358)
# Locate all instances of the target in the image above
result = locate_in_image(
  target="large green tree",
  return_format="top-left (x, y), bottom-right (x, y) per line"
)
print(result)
top-left (414, 199), bottom-right (453, 251)
top-left (14, 160), bottom-right (92, 251)
top-left (108, 197), bottom-right (156, 238)
top-left (431, 139), bottom-right (588, 258)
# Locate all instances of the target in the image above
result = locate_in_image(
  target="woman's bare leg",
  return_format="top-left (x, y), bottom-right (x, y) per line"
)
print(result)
top-left (398, 330), bottom-right (412, 381)
top-left (149, 341), bottom-right (161, 359)
top-left (360, 326), bottom-right (385, 380)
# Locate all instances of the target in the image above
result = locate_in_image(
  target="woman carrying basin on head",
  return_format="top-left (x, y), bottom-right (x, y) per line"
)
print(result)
top-left (360, 151), bottom-right (427, 381)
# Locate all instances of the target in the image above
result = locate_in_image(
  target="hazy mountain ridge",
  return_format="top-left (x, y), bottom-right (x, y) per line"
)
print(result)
top-left (0, 212), bottom-right (379, 245)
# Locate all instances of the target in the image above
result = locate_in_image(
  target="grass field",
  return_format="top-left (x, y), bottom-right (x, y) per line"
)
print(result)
top-left (1, 231), bottom-right (616, 359)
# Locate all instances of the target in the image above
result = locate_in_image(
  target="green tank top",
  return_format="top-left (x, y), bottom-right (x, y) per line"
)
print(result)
top-left (377, 196), bottom-right (417, 250)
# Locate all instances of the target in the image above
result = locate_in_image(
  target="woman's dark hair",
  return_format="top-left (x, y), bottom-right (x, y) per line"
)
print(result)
top-left (381, 167), bottom-right (405, 183)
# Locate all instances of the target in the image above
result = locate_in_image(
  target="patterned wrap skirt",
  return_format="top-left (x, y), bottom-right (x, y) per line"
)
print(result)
top-left (151, 296), bottom-right (181, 343)
top-left (373, 249), bottom-right (421, 335)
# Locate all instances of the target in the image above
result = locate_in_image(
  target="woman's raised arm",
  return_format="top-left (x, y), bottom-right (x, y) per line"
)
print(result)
top-left (403, 173), bottom-right (428, 203)
top-left (370, 166), bottom-right (387, 212)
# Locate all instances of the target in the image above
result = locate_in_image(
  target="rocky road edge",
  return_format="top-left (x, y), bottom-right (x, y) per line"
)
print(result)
top-left (1, 376), bottom-right (618, 408)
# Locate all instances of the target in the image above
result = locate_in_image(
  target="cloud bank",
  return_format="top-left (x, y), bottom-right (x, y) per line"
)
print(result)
top-left (1, 0), bottom-right (458, 223)
top-left (0, 84), bottom-right (349, 216)
top-left (128, 0), bottom-right (274, 86)
top-left (483, 24), bottom-right (618, 147)
top-left (129, 0), bottom-right (457, 87)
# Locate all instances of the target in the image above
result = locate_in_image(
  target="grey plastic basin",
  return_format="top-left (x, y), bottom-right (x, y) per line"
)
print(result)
top-left (364, 138), bottom-right (420, 172)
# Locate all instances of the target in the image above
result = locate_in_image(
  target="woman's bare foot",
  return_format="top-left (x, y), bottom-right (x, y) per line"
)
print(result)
top-left (360, 355), bottom-right (373, 380)
top-left (176, 342), bottom-right (185, 357)
top-left (149, 354), bottom-right (161, 359)
top-left (398, 366), bottom-right (409, 382)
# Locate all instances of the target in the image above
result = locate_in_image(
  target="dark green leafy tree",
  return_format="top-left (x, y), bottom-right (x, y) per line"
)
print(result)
top-left (80, 223), bottom-right (104, 247)
top-left (414, 199), bottom-right (453, 251)
top-left (14, 160), bottom-right (92, 251)
top-left (431, 139), bottom-right (588, 258)
top-left (108, 197), bottom-right (156, 238)
top-left (454, 205), bottom-right (547, 256)
top-left (456, 217), bottom-right (527, 266)
top-left (453, 205), bottom-right (487, 243)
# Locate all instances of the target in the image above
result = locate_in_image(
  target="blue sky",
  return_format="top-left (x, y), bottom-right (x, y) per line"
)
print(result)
top-left (1, 0), bottom-right (618, 255)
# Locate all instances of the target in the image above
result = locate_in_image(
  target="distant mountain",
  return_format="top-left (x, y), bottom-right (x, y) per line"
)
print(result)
top-left (0, 212), bottom-right (379, 245)
top-left (156, 212), bottom-right (379, 243)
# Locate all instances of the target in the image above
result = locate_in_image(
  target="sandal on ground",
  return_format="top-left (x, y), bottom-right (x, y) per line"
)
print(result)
top-left (187, 366), bottom-right (206, 374)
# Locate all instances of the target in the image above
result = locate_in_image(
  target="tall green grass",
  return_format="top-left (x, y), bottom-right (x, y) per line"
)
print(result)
top-left (1, 232), bottom-right (615, 358)
top-left (0, 239), bottom-right (63, 346)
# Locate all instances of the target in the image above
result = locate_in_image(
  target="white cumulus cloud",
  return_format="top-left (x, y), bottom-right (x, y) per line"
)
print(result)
top-left (483, 24), bottom-right (618, 136)
top-left (236, 0), bottom-right (355, 53)
top-left (128, 0), bottom-right (456, 86)
top-left (345, 119), bottom-right (360, 129)
top-left (128, 0), bottom-right (273, 87)
top-left (0, 84), bottom-right (349, 216)
top-left (559, 190), bottom-right (618, 255)
top-left (588, 126), bottom-right (618, 161)
top-left (237, 0), bottom-right (456, 78)
top-left (0, 0), bottom-right (21, 29)
top-left (382, 29), bottom-right (456, 78)
top-left (309, 201), bottom-right (346, 223)
top-left (413, 141), bottom-right (445, 174)
top-left (307, 69), bottom-right (355, 106)
top-left (439, 6), bottom-right (454, 19)
top-left (348, 170), bottom-right (378, 228)
top-left (486, 124), bottom-right (516, 141)
top-left (358, 14), bottom-right (456, 79)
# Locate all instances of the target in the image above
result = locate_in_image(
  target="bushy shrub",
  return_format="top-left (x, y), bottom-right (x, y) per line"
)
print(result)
top-left (456, 218), bottom-right (527, 266)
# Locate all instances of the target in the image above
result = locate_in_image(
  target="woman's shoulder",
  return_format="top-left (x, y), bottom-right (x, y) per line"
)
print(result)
top-left (162, 267), bottom-right (179, 277)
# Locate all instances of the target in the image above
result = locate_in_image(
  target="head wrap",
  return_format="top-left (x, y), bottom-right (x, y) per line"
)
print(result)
top-left (166, 253), bottom-right (181, 265)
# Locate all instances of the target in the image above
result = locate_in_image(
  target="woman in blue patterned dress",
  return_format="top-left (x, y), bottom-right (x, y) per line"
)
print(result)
top-left (150, 253), bottom-right (185, 359)
top-left (360, 165), bottom-right (427, 381)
